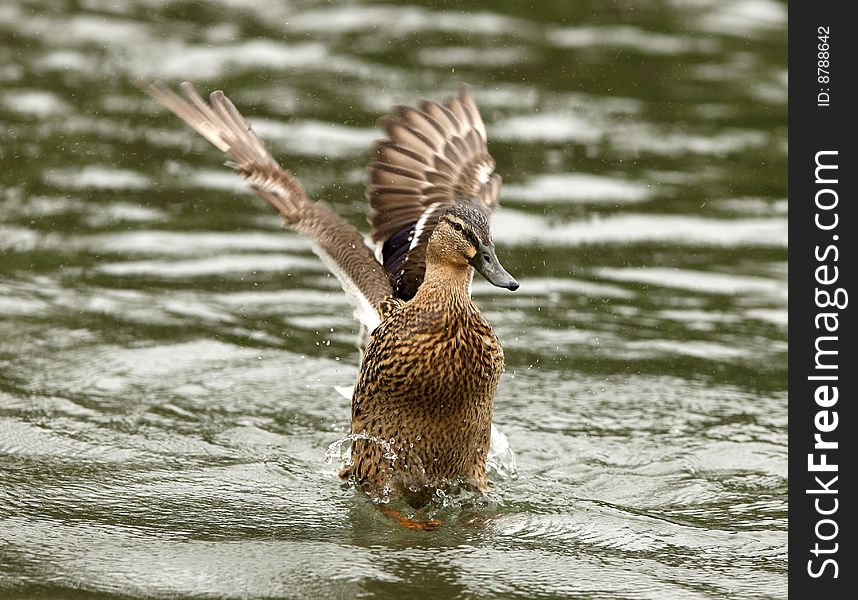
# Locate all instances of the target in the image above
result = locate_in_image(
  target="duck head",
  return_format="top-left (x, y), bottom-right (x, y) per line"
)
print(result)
top-left (428, 205), bottom-right (519, 291)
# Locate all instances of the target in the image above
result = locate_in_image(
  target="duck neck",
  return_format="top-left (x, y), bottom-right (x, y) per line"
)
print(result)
top-left (416, 261), bottom-right (474, 307)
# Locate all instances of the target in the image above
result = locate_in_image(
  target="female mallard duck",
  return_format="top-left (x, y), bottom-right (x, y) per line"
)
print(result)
top-left (146, 82), bottom-right (518, 512)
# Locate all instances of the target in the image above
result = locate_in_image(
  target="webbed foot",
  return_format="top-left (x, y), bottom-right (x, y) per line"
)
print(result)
top-left (377, 505), bottom-right (442, 531)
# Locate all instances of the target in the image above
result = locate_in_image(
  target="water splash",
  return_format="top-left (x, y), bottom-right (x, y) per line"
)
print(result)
top-left (487, 424), bottom-right (518, 479)
top-left (331, 385), bottom-right (517, 479)
top-left (324, 432), bottom-right (398, 467)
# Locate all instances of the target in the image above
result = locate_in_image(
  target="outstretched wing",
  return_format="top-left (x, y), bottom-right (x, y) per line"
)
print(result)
top-left (366, 85), bottom-right (501, 300)
top-left (145, 82), bottom-right (393, 331)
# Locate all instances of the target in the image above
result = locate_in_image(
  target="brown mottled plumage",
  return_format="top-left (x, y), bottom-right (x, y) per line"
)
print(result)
top-left (344, 208), bottom-right (508, 507)
top-left (144, 82), bottom-right (518, 511)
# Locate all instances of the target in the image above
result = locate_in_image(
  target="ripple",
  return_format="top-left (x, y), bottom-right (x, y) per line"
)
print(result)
top-left (594, 267), bottom-right (786, 299)
top-left (549, 25), bottom-right (719, 54)
top-left (504, 173), bottom-right (653, 204)
top-left (98, 254), bottom-right (319, 277)
top-left (472, 277), bottom-right (635, 300)
top-left (493, 112), bottom-right (604, 144)
top-left (4, 195), bottom-right (164, 226)
top-left (417, 46), bottom-right (530, 67)
top-left (714, 197), bottom-right (789, 216)
top-left (88, 230), bottom-right (308, 255)
top-left (744, 308), bottom-right (787, 327)
top-left (481, 511), bottom-right (785, 597)
top-left (141, 40), bottom-right (330, 80)
top-left (692, 0), bottom-right (787, 36)
top-left (287, 5), bottom-right (529, 36)
top-left (622, 339), bottom-right (751, 360)
top-left (493, 211), bottom-right (787, 247)
top-left (0, 0), bottom-right (787, 597)
top-left (1, 89), bottom-right (71, 117)
top-left (43, 166), bottom-right (152, 191)
top-left (1, 518), bottom-right (391, 598)
top-left (12, 12), bottom-right (150, 46)
top-left (252, 118), bottom-right (378, 158)
top-left (33, 49), bottom-right (99, 73)
top-left (610, 125), bottom-right (769, 157)
top-left (0, 419), bottom-right (139, 462)
top-left (0, 291), bottom-right (50, 317)
top-left (0, 225), bottom-right (41, 250)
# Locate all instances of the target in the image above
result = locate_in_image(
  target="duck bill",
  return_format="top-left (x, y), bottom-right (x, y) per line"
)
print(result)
top-left (469, 243), bottom-right (519, 291)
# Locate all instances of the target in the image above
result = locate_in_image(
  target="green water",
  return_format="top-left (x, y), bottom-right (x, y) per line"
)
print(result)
top-left (1, 1), bottom-right (786, 598)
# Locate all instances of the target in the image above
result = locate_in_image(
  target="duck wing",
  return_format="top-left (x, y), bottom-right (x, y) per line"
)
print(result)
top-left (145, 82), bottom-right (393, 331)
top-left (367, 85), bottom-right (501, 300)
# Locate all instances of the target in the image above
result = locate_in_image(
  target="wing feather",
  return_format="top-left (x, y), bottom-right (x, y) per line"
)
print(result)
top-left (145, 82), bottom-right (392, 331)
top-left (366, 85), bottom-right (500, 300)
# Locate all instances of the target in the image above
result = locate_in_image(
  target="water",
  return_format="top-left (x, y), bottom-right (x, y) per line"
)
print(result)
top-left (1, 0), bottom-right (786, 597)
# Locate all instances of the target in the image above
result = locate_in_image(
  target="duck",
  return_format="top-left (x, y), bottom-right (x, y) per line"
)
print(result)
top-left (145, 82), bottom-right (518, 515)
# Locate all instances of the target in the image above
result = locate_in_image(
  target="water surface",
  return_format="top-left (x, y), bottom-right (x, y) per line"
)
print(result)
top-left (1, 0), bottom-right (787, 598)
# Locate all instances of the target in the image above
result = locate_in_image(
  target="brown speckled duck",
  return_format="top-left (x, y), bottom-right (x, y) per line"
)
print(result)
top-left (146, 82), bottom-right (518, 514)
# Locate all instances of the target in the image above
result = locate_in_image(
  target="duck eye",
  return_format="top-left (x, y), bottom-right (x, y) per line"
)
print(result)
top-left (450, 222), bottom-right (464, 232)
